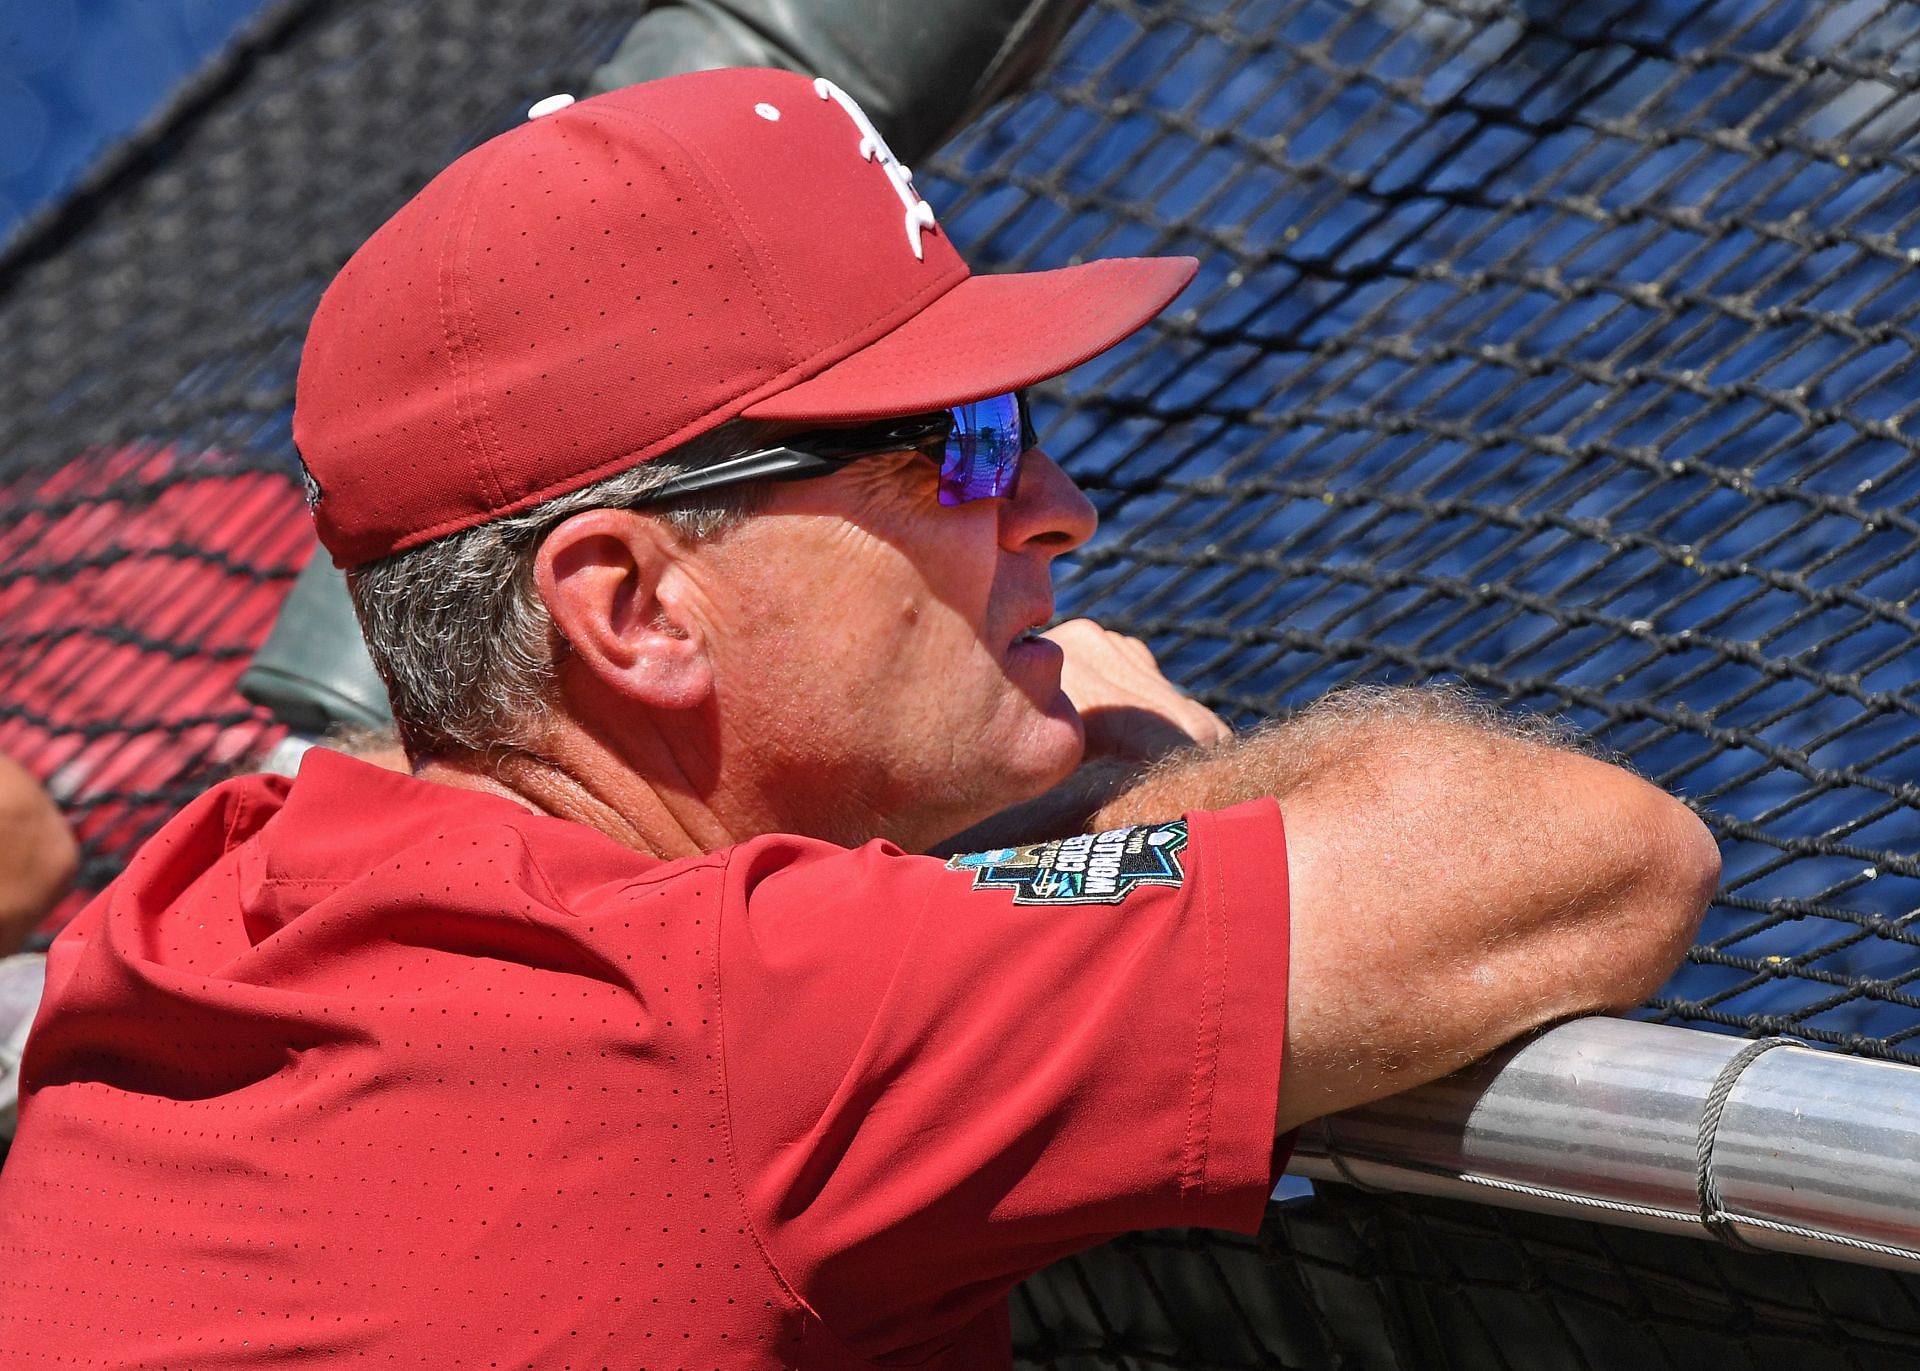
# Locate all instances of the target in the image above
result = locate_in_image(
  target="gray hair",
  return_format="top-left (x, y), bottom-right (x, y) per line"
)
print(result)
top-left (346, 421), bottom-right (788, 759)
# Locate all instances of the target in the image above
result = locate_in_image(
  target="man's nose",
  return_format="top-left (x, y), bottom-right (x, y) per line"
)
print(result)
top-left (999, 447), bottom-right (1097, 556)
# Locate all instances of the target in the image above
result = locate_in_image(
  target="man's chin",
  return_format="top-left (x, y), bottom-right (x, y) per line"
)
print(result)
top-left (992, 703), bottom-right (1089, 807)
top-left (1026, 691), bottom-right (1087, 773)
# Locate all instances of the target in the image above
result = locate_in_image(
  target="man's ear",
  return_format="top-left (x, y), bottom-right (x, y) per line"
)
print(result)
top-left (534, 508), bottom-right (713, 710)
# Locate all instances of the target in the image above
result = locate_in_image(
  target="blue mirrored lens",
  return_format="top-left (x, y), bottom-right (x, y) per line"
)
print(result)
top-left (939, 393), bottom-right (1027, 506)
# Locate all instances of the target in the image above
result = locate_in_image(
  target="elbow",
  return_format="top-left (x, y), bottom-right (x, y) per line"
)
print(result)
top-left (1601, 787), bottom-right (1719, 1009)
top-left (1670, 794), bottom-right (1722, 920)
top-left (1648, 788), bottom-right (1719, 946)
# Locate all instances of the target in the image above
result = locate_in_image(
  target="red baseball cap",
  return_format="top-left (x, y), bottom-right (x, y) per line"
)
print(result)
top-left (294, 67), bottom-right (1196, 567)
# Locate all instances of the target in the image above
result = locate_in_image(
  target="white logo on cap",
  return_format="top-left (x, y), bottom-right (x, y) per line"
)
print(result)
top-left (813, 76), bottom-right (938, 261)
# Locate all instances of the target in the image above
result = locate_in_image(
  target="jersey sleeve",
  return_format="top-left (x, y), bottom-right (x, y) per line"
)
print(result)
top-left (717, 797), bottom-right (1290, 1360)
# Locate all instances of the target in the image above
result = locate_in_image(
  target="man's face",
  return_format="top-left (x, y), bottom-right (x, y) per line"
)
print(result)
top-left (687, 443), bottom-right (1098, 850)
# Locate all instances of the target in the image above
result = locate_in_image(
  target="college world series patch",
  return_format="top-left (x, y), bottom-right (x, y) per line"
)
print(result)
top-left (946, 821), bottom-right (1189, 905)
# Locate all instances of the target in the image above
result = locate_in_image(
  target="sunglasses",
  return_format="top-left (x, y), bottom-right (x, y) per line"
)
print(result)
top-left (636, 391), bottom-right (1034, 507)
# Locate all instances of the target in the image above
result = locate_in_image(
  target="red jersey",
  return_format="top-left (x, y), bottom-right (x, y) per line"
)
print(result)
top-left (0, 750), bottom-right (1289, 1368)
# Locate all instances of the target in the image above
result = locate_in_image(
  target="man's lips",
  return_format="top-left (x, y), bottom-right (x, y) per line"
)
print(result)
top-left (1005, 629), bottom-right (1064, 679)
top-left (1003, 606), bottom-right (1055, 657)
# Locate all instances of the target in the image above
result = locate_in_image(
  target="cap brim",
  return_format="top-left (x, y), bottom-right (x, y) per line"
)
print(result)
top-left (741, 256), bottom-right (1198, 422)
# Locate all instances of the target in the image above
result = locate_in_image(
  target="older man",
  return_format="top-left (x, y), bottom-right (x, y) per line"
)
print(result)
top-left (0, 69), bottom-right (1717, 1368)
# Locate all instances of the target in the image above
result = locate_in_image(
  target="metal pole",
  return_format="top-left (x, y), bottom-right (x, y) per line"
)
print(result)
top-left (1285, 1017), bottom-right (1920, 1272)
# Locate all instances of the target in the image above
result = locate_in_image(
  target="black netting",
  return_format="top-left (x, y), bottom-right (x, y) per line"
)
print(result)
top-left (4, 0), bottom-right (1919, 1365)
top-left (1018, 1192), bottom-right (1920, 1371)
top-left (921, 0), bottom-right (1920, 1064)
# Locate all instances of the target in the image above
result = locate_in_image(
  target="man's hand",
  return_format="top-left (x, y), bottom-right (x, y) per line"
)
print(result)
top-left (1045, 619), bottom-right (1231, 763)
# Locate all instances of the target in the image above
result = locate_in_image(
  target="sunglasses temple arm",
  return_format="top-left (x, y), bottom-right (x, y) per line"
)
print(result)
top-left (638, 447), bottom-right (843, 501)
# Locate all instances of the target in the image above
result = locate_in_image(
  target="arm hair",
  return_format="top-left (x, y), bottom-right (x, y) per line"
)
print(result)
top-left (1094, 686), bottom-right (1718, 1131)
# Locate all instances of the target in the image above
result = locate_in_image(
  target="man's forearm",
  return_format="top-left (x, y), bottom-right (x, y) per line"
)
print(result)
top-left (1093, 684), bottom-right (1719, 1128)
top-left (946, 686), bottom-right (1586, 850)
top-left (1091, 684), bottom-right (1583, 829)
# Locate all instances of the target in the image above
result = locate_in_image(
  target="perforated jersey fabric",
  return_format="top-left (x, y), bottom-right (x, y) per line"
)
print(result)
top-left (0, 749), bottom-right (1289, 1368)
